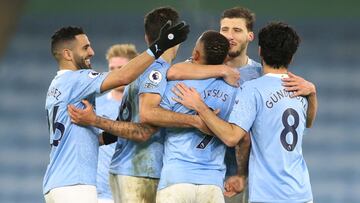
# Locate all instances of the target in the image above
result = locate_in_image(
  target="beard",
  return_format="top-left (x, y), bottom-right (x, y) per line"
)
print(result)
top-left (228, 43), bottom-right (247, 58)
top-left (74, 54), bottom-right (91, 69)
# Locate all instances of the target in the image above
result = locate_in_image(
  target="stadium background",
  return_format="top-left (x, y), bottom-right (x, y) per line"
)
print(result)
top-left (0, 0), bottom-right (359, 202)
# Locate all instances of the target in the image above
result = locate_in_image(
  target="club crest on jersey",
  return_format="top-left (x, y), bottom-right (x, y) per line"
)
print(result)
top-left (88, 71), bottom-right (100, 79)
top-left (148, 70), bottom-right (162, 84)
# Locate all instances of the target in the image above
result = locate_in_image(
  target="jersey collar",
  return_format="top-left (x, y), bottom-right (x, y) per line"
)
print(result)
top-left (265, 73), bottom-right (289, 78)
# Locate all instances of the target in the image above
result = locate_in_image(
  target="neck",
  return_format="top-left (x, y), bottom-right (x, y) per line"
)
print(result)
top-left (226, 51), bottom-right (249, 68)
top-left (263, 64), bottom-right (288, 74)
top-left (110, 90), bottom-right (123, 101)
top-left (159, 47), bottom-right (177, 64)
top-left (59, 60), bottom-right (78, 71)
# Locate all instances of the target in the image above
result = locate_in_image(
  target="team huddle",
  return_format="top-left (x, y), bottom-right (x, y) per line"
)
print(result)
top-left (43, 6), bottom-right (318, 203)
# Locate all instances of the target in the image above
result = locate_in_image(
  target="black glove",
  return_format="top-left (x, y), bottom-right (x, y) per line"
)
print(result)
top-left (149, 21), bottom-right (190, 59)
top-left (102, 131), bottom-right (118, 145)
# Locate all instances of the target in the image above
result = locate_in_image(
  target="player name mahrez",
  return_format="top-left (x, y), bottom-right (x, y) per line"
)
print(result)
top-left (47, 87), bottom-right (62, 101)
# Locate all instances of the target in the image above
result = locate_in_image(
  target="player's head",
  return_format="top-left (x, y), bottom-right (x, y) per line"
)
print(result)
top-left (106, 44), bottom-right (138, 92)
top-left (106, 44), bottom-right (138, 71)
top-left (192, 30), bottom-right (229, 65)
top-left (144, 6), bottom-right (179, 45)
top-left (51, 26), bottom-right (94, 69)
top-left (220, 7), bottom-right (255, 58)
top-left (258, 22), bottom-right (300, 69)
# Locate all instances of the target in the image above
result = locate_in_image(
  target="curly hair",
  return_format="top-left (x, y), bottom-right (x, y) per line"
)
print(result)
top-left (258, 22), bottom-right (300, 68)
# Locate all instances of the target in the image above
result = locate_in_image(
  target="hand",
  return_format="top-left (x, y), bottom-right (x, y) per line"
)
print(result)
top-left (149, 21), bottom-right (190, 59)
top-left (171, 82), bottom-right (205, 112)
top-left (282, 72), bottom-right (316, 97)
top-left (222, 65), bottom-right (240, 87)
top-left (224, 175), bottom-right (246, 197)
top-left (67, 100), bottom-right (96, 126)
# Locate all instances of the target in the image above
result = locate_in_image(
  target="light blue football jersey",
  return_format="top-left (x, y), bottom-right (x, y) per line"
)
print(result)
top-left (159, 77), bottom-right (238, 190)
top-left (225, 58), bottom-right (262, 176)
top-left (228, 73), bottom-right (312, 202)
top-left (43, 69), bottom-right (108, 194)
top-left (95, 92), bottom-right (122, 200)
top-left (109, 58), bottom-right (170, 178)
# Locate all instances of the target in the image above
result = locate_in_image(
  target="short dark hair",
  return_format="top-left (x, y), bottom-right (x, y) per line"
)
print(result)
top-left (199, 30), bottom-right (230, 65)
top-left (144, 6), bottom-right (179, 44)
top-left (51, 26), bottom-right (84, 58)
top-left (221, 7), bottom-right (255, 31)
top-left (258, 22), bottom-right (300, 69)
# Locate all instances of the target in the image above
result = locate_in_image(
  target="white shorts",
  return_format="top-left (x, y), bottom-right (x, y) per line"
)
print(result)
top-left (109, 174), bottom-right (159, 203)
top-left (98, 198), bottom-right (114, 203)
top-left (44, 184), bottom-right (97, 203)
top-left (156, 183), bottom-right (225, 203)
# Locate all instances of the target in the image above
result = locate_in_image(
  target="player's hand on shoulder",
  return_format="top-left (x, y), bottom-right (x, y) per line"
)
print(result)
top-left (67, 100), bottom-right (96, 126)
top-left (282, 71), bottom-right (316, 97)
top-left (222, 65), bottom-right (240, 87)
top-left (171, 82), bottom-right (204, 112)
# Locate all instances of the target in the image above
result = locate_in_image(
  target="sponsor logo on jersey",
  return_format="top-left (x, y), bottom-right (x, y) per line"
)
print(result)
top-left (88, 71), bottom-right (100, 79)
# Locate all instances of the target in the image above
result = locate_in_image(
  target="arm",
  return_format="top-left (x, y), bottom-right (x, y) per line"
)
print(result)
top-left (167, 62), bottom-right (240, 87)
top-left (100, 52), bottom-right (154, 92)
top-left (100, 21), bottom-right (190, 92)
top-left (139, 93), bottom-right (212, 134)
top-left (68, 100), bottom-right (158, 142)
top-left (172, 83), bottom-right (247, 146)
top-left (223, 135), bottom-right (251, 197)
top-left (282, 72), bottom-right (318, 128)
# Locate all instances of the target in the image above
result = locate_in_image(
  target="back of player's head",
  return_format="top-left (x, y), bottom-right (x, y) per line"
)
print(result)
top-left (221, 7), bottom-right (255, 31)
top-left (51, 26), bottom-right (85, 60)
top-left (144, 6), bottom-right (179, 44)
top-left (106, 44), bottom-right (138, 61)
top-left (199, 30), bottom-right (230, 65)
top-left (258, 22), bottom-right (300, 69)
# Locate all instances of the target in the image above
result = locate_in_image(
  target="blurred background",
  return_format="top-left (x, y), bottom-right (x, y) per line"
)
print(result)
top-left (0, 0), bottom-right (359, 202)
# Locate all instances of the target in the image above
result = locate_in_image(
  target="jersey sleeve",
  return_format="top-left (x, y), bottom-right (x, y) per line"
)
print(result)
top-left (138, 61), bottom-right (169, 97)
top-left (70, 70), bottom-right (108, 102)
top-left (228, 84), bottom-right (259, 132)
top-left (159, 82), bottom-right (177, 111)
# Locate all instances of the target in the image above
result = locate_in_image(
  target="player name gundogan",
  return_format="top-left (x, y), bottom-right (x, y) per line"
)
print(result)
top-left (266, 89), bottom-right (307, 109)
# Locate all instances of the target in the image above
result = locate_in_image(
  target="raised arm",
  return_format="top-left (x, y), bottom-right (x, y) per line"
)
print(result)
top-left (100, 21), bottom-right (190, 92)
top-left (167, 62), bottom-right (240, 87)
top-left (139, 93), bottom-right (212, 134)
top-left (68, 100), bottom-right (158, 142)
top-left (172, 83), bottom-right (247, 146)
top-left (282, 72), bottom-right (318, 128)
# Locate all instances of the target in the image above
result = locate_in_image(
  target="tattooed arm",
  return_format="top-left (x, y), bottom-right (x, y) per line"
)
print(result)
top-left (68, 100), bottom-right (158, 142)
top-left (235, 133), bottom-right (250, 177)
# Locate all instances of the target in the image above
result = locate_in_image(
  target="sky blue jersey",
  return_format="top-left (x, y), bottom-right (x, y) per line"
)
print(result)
top-left (109, 58), bottom-right (170, 178)
top-left (228, 73), bottom-right (312, 202)
top-left (43, 69), bottom-right (108, 194)
top-left (225, 58), bottom-right (262, 176)
top-left (95, 92), bottom-right (122, 200)
top-left (159, 77), bottom-right (238, 190)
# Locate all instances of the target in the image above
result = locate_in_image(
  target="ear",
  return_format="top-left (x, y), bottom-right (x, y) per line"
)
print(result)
top-left (258, 46), bottom-right (261, 57)
top-left (248, 31), bottom-right (254, 42)
top-left (145, 34), bottom-right (149, 45)
top-left (62, 49), bottom-right (73, 61)
top-left (192, 50), bottom-right (200, 62)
